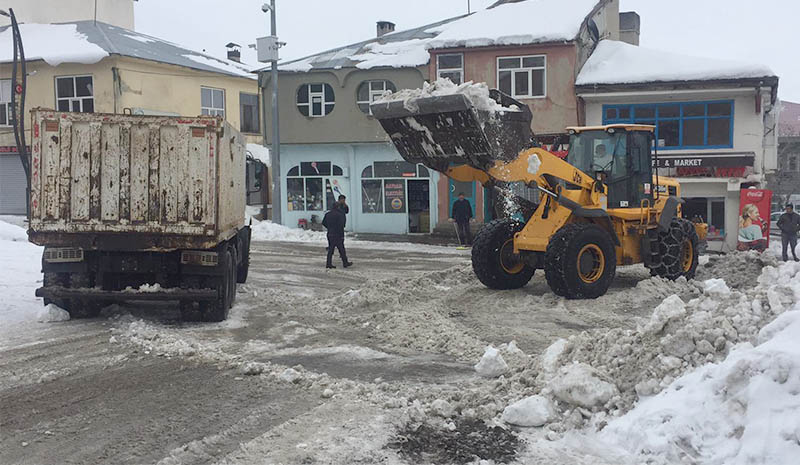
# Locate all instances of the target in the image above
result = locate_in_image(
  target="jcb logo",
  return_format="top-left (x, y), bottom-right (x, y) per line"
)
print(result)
top-left (572, 171), bottom-right (583, 185)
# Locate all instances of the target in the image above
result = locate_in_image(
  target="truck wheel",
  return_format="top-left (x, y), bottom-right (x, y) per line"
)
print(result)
top-left (237, 231), bottom-right (250, 283)
top-left (67, 273), bottom-right (103, 318)
top-left (201, 249), bottom-right (233, 322)
top-left (471, 218), bottom-right (535, 290)
top-left (648, 218), bottom-right (699, 280)
top-left (179, 276), bottom-right (202, 322)
top-left (544, 223), bottom-right (616, 299)
top-left (227, 245), bottom-right (238, 307)
top-left (43, 272), bottom-right (69, 309)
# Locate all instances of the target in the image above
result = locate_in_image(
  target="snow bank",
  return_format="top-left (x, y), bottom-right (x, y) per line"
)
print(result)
top-left (426, 0), bottom-right (598, 49)
top-left (36, 304), bottom-right (70, 323)
top-left (549, 363), bottom-right (619, 409)
top-left (250, 219), bottom-right (327, 243)
top-left (0, 218), bottom-right (27, 242)
top-left (0, 23), bottom-right (108, 66)
top-left (0, 220), bottom-right (44, 327)
top-left (501, 395), bottom-right (555, 427)
top-left (577, 40), bottom-right (774, 86)
top-left (377, 79), bottom-right (519, 114)
top-left (246, 143), bottom-right (270, 166)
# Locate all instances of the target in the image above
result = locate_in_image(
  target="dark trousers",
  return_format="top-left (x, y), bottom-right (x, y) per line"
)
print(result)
top-left (782, 233), bottom-right (798, 260)
top-left (326, 235), bottom-right (348, 265)
top-left (456, 221), bottom-right (472, 245)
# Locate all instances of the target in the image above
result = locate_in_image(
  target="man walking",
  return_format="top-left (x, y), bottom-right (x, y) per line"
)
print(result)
top-left (322, 202), bottom-right (353, 269)
top-left (450, 192), bottom-right (473, 246)
top-left (777, 203), bottom-right (800, 262)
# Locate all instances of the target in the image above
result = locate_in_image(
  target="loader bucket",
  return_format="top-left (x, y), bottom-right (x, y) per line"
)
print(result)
top-left (370, 89), bottom-right (534, 173)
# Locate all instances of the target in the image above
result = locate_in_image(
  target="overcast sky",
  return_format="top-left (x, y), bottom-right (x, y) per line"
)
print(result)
top-left (134, 0), bottom-right (800, 102)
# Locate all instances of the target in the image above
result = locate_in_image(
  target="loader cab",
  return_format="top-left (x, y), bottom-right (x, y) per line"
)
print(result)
top-left (566, 125), bottom-right (655, 210)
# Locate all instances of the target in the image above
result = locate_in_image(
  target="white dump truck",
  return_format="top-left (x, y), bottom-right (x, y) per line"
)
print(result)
top-left (28, 109), bottom-right (251, 322)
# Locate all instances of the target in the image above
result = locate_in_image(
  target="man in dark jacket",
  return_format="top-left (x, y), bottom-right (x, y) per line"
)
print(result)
top-left (777, 203), bottom-right (800, 261)
top-left (322, 203), bottom-right (353, 269)
top-left (450, 193), bottom-right (473, 246)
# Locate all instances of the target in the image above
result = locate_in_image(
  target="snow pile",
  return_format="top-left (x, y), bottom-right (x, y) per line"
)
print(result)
top-left (577, 40), bottom-right (774, 86)
top-left (549, 363), bottom-right (619, 409)
top-left (0, 23), bottom-right (108, 66)
top-left (474, 346), bottom-right (509, 378)
top-left (246, 143), bottom-right (270, 166)
top-left (0, 219), bottom-right (44, 326)
top-left (36, 304), bottom-right (70, 323)
top-left (597, 302), bottom-right (800, 464)
top-left (250, 219), bottom-right (327, 243)
top-left (0, 218), bottom-right (27, 241)
top-left (426, 0), bottom-right (599, 49)
top-left (350, 38), bottom-right (431, 70)
top-left (377, 79), bottom-right (520, 114)
top-left (527, 153), bottom-right (542, 176)
top-left (501, 395), bottom-right (555, 427)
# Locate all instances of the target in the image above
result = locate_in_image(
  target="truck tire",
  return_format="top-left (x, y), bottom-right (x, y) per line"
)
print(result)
top-left (648, 217), bottom-right (699, 280)
top-left (237, 230), bottom-right (251, 283)
top-left (179, 276), bottom-right (202, 322)
top-left (201, 248), bottom-right (234, 322)
top-left (67, 272), bottom-right (103, 319)
top-left (471, 218), bottom-right (535, 290)
top-left (43, 272), bottom-right (69, 309)
top-left (544, 223), bottom-right (616, 299)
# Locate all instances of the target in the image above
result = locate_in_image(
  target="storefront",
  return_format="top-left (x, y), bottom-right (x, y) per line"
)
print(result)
top-left (279, 143), bottom-right (439, 234)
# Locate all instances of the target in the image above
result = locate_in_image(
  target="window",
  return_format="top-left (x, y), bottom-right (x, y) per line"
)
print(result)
top-left (684, 197), bottom-right (726, 239)
top-left (55, 75), bottom-right (94, 113)
top-left (240, 92), bottom-right (259, 133)
top-left (360, 162), bottom-right (428, 214)
top-left (297, 83), bottom-right (335, 117)
top-left (437, 53), bottom-right (463, 85)
top-left (789, 156), bottom-right (799, 172)
top-left (0, 80), bottom-right (11, 126)
top-left (201, 87), bottom-right (225, 117)
top-left (361, 180), bottom-right (383, 213)
top-left (604, 101), bottom-right (734, 150)
top-left (383, 180), bottom-right (406, 213)
top-left (497, 55), bottom-right (545, 98)
top-left (286, 162), bottom-right (344, 212)
top-left (357, 80), bottom-right (397, 114)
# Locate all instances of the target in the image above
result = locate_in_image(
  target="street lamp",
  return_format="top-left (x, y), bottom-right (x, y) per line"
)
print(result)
top-left (257, 0), bottom-right (282, 224)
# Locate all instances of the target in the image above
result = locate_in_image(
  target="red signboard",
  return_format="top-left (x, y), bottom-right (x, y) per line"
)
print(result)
top-left (737, 189), bottom-right (773, 252)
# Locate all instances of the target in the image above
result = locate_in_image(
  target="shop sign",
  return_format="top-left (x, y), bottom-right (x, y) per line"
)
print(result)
top-left (384, 180), bottom-right (405, 213)
top-left (737, 188), bottom-right (773, 252)
top-left (653, 154), bottom-right (754, 169)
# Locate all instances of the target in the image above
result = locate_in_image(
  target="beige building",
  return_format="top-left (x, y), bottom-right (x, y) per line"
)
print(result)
top-left (0, 20), bottom-right (265, 214)
top-left (0, 0), bottom-right (135, 29)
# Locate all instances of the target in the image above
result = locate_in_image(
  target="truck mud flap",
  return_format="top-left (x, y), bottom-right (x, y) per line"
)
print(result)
top-left (35, 287), bottom-right (218, 301)
top-left (370, 90), bottom-right (534, 173)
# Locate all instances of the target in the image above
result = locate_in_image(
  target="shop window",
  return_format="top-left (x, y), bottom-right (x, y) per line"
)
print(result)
top-left (56, 75), bottom-right (94, 113)
top-left (0, 80), bottom-right (11, 126)
top-left (287, 178), bottom-right (304, 212)
top-left (374, 161), bottom-right (418, 178)
top-left (417, 165), bottom-right (430, 178)
top-left (287, 166), bottom-right (300, 176)
top-left (604, 101), bottom-right (734, 150)
top-left (357, 80), bottom-right (396, 114)
top-left (684, 197), bottom-right (726, 239)
top-left (286, 163), bottom-right (344, 212)
top-left (383, 180), bottom-right (406, 213)
top-left (437, 53), bottom-right (463, 85)
top-left (361, 180), bottom-right (383, 213)
top-left (333, 165), bottom-right (343, 175)
top-left (201, 86), bottom-right (225, 117)
top-left (361, 166), bottom-right (373, 178)
top-left (297, 83), bottom-right (335, 117)
top-left (497, 55), bottom-right (545, 98)
top-left (239, 92), bottom-right (259, 133)
top-left (300, 161), bottom-right (331, 176)
top-left (305, 178), bottom-right (323, 211)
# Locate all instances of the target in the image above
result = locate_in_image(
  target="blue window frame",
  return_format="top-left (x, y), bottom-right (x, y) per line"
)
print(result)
top-left (603, 101), bottom-right (734, 150)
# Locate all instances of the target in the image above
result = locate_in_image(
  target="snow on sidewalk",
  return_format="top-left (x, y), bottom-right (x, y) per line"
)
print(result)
top-left (0, 219), bottom-right (45, 326)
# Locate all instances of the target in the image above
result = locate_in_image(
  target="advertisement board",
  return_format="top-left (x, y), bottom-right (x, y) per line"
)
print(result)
top-left (737, 189), bottom-right (773, 252)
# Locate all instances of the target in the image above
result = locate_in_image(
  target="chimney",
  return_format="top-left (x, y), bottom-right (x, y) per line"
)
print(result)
top-left (226, 42), bottom-right (242, 63)
top-left (376, 21), bottom-right (395, 37)
top-left (619, 12), bottom-right (640, 46)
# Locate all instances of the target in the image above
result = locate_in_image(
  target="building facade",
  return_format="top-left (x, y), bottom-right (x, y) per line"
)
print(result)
top-left (576, 40), bottom-right (779, 252)
top-left (768, 101), bottom-right (800, 209)
top-left (0, 21), bottom-right (263, 214)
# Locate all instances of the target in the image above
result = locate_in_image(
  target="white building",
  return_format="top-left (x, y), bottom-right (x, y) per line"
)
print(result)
top-left (576, 40), bottom-right (779, 252)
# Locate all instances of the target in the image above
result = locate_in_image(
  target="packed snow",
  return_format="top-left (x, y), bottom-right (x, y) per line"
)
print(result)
top-left (576, 40), bottom-right (775, 86)
top-left (474, 346), bottom-right (509, 377)
top-left (36, 304), bottom-right (70, 323)
top-left (350, 38), bottom-right (432, 70)
top-left (0, 219), bottom-right (44, 326)
top-left (182, 53), bottom-right (256, 79)
top-left (0, 23), bottom-right (108, 66)
top-left (527, 153), bottom-right (542, 175)
top-left (377, 79), bottom-right (520, 114)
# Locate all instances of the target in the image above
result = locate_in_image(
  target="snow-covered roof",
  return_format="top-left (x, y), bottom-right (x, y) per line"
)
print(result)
top-left (576, 40), bottom-right (775, 87)
top-left (246, 143), bottom-right (270, 166)
top-left (275, 0), bottom-right (600, 73)
top-left (0, 21), bottom-right (255, 79)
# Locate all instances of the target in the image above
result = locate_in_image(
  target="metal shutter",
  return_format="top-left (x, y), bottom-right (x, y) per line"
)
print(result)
top-left (0, 155), bottom-right (26, 214)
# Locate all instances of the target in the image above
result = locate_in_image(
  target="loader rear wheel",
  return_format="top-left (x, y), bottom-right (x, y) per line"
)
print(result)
top-left (648, 218), bottom-right (699, 280)
top-left (544, 223), bottom-right (616, 299)
top-left (471, 218), bottom-right (535, 290)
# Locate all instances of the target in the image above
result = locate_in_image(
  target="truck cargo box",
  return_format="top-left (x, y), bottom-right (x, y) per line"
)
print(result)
top-left (27, 109), bottom-right (246, 250)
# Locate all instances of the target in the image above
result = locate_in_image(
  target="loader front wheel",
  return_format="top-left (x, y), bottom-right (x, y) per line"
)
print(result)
top-left (471, 219), bottom-right (535, 290)
top-left (648, 218), bottom-right (699, 280)
top-left (544, 223), bottom-right (616, 299)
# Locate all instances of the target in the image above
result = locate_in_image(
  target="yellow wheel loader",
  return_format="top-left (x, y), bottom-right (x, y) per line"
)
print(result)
top-left (371, 89), bottom-right (707, 299)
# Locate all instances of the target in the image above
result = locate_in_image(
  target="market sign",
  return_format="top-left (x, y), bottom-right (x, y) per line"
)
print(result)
top-left (384, 180), bottom-right (405, 213)
top-left (652, 153), bottom-right (755, 169)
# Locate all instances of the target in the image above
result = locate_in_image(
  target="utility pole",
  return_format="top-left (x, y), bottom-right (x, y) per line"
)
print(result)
top-left (269, 0), bottom-right (281, 225)
top-left (467, 0), bottom-right (471, 14)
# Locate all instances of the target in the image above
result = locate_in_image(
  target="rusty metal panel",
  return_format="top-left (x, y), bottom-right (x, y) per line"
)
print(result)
top-left (28, 110), bottom-right (243, 250)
